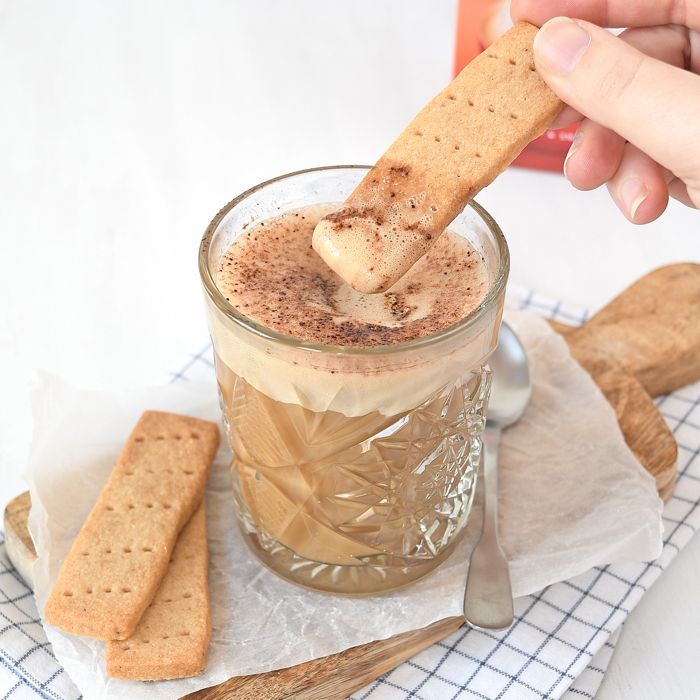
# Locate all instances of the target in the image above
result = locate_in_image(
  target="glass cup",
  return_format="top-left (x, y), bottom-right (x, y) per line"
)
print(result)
top-left (199, 166), bottom-right (508, 595)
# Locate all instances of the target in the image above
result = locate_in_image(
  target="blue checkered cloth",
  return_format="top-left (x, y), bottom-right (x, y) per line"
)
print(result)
top-left (2, 290), bottom-right (699, 700)
top-left (0, 539), bottom-right (79, 699)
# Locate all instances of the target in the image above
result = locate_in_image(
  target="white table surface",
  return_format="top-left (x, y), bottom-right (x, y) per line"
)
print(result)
top-left (1, 2), bottom-right (698, 698)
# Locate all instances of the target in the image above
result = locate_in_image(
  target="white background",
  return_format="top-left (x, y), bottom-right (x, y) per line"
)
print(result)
top-left (1, 2), bottom-right (698, 698)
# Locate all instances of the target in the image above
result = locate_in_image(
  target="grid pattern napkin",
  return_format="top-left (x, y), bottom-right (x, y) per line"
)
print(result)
top-left (2, 290), bottom-right (699, 700)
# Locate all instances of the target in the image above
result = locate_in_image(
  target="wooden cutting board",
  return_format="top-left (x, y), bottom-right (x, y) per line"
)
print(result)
top-left (4, 263), bottom-right (700, 700)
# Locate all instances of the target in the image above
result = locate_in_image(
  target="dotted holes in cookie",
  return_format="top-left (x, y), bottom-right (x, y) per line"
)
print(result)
top-left (179, 631), bottom-right (191, 637)
top-left (510, 113), bottom-right (518, 120)
top-left (190, 432), bottom-right (200, 440)
top-left (509, 58), bottom-right (516, 66)
top-left (163, 503), bottom-right (172, 510)
top-left (174, 434), bottom-right (182, 441)
top-left (127, 504), bottom-right (135, 510)
top-left (468, 99), bottom-right (474, 107)
top-left (475, 152), bottom-right (482, 159)
top-left (453, 145), bottom-right (460, 151)
top-left (156, 435), bottom-right (165, 441)
top-left (183, 592), bottom-right (192, 599)
top-left (529, 62), bottom-right (536, 72)
top-left (104, 587), bottom-right (112, 593)
top-left (142, 546), bottom-right (153, 553)
top-left (413, 130), bottom-right (423, 137)
top-left (135, 437), bottom-right (144, 443)
top-left (121, 587), bottom-right (131, 594)
top-left (105, 505), bottom-right (114, 512)
top-left (434, 136), bottom-right (441, 143)
top-left (488, 105), bottom-right (495, 113)
top-left (146, 503), bottom-right (154, 509)
top-left (86, 587), bottom-right (93, 594)
top-left (447, 94), bottom-right (456, 101)
top-left (183, 470), bottom-right (194, 476)
top-left (487, 53), bottom-right (498, 59)
top-left (123, 547), bottom-right (132, 554)
top-left (104, 548), bottom-right (112, 554)
top-left (62, 591), bottom-right (73, 597)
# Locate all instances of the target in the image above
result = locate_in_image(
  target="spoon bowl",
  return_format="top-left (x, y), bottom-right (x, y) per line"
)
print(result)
top-left (488, 322), bottom-right (532, 427)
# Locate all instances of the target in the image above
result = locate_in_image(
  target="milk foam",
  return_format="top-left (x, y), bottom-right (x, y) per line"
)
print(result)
top-left (216, 204), bottom-right (488, 346)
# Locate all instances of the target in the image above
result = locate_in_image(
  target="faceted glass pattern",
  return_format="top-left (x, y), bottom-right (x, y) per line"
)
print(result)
top-left (217, 358), bottom-right (491, 594)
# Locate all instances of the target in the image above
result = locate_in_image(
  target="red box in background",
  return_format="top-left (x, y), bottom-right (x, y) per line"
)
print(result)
top-left (455, 0), bottom-right (576, 172)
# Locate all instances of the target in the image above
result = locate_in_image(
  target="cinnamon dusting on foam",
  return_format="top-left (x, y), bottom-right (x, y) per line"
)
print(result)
top-left (216, 204), bottom-right (488, 347)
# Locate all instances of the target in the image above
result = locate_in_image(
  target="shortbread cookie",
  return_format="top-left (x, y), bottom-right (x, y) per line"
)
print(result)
top-left (106, 501), bottom-right (211, 680)
top-left (44, 411), bottom-right (219, 640)
top-left (313, 22), bottom-right (562, 293)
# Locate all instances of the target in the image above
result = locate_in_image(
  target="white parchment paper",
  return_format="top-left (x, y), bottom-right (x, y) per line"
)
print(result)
top-left (26, 311), bottom-right (663, 699)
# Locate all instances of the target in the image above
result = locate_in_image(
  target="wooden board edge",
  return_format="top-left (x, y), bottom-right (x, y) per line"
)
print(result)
top-left (3, 491), bottom-right (36, 589)
top-left (184, 616), bottom-right (464, 700)
top-left (548, 320), bottom-right (678, 502)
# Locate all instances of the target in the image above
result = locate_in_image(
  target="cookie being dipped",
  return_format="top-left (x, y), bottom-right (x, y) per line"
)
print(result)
top-left (312, 22), bottom-right (562, 293)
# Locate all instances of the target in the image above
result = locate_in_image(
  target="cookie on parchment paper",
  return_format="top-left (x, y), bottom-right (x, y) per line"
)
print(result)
top-left (44, 411), bottom-right (219, 641)
top-left (313, 21), bottom-right (563, 293)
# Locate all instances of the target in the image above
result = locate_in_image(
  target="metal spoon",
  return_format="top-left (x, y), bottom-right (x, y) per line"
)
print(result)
top-left (463, 321), bottom-right (531, 630)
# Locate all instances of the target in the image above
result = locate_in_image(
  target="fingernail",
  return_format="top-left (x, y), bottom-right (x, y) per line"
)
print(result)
top-left (563, 127), bottom-right (584, 179)
top-left (619, 177), bottom-right (649, 222)
top-left (535, 18), bottom-right (591, 75)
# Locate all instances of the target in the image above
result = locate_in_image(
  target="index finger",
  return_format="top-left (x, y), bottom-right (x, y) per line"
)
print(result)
top-left (511, 0), bottom-right (700, 32)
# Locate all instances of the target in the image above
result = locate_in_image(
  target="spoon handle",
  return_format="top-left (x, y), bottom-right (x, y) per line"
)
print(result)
top-left (463, 420), bottom-right (514, 630)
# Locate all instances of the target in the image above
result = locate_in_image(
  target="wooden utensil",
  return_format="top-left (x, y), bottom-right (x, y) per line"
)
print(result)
top-left (4, 263), bottom-right (699, 700)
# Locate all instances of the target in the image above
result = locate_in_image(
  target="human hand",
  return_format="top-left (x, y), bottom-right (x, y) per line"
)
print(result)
top-left (511, 0), bottom-right (700, 223)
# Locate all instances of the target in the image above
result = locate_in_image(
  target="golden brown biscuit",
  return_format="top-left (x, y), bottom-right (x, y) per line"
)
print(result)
top-left (44, 411), bottom-right (219, 641)
top-left (313, 22), bottom-right (563, 293)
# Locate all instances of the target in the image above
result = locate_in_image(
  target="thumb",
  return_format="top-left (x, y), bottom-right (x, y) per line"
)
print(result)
top-left (533, 17), bottom-right (700, 186)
